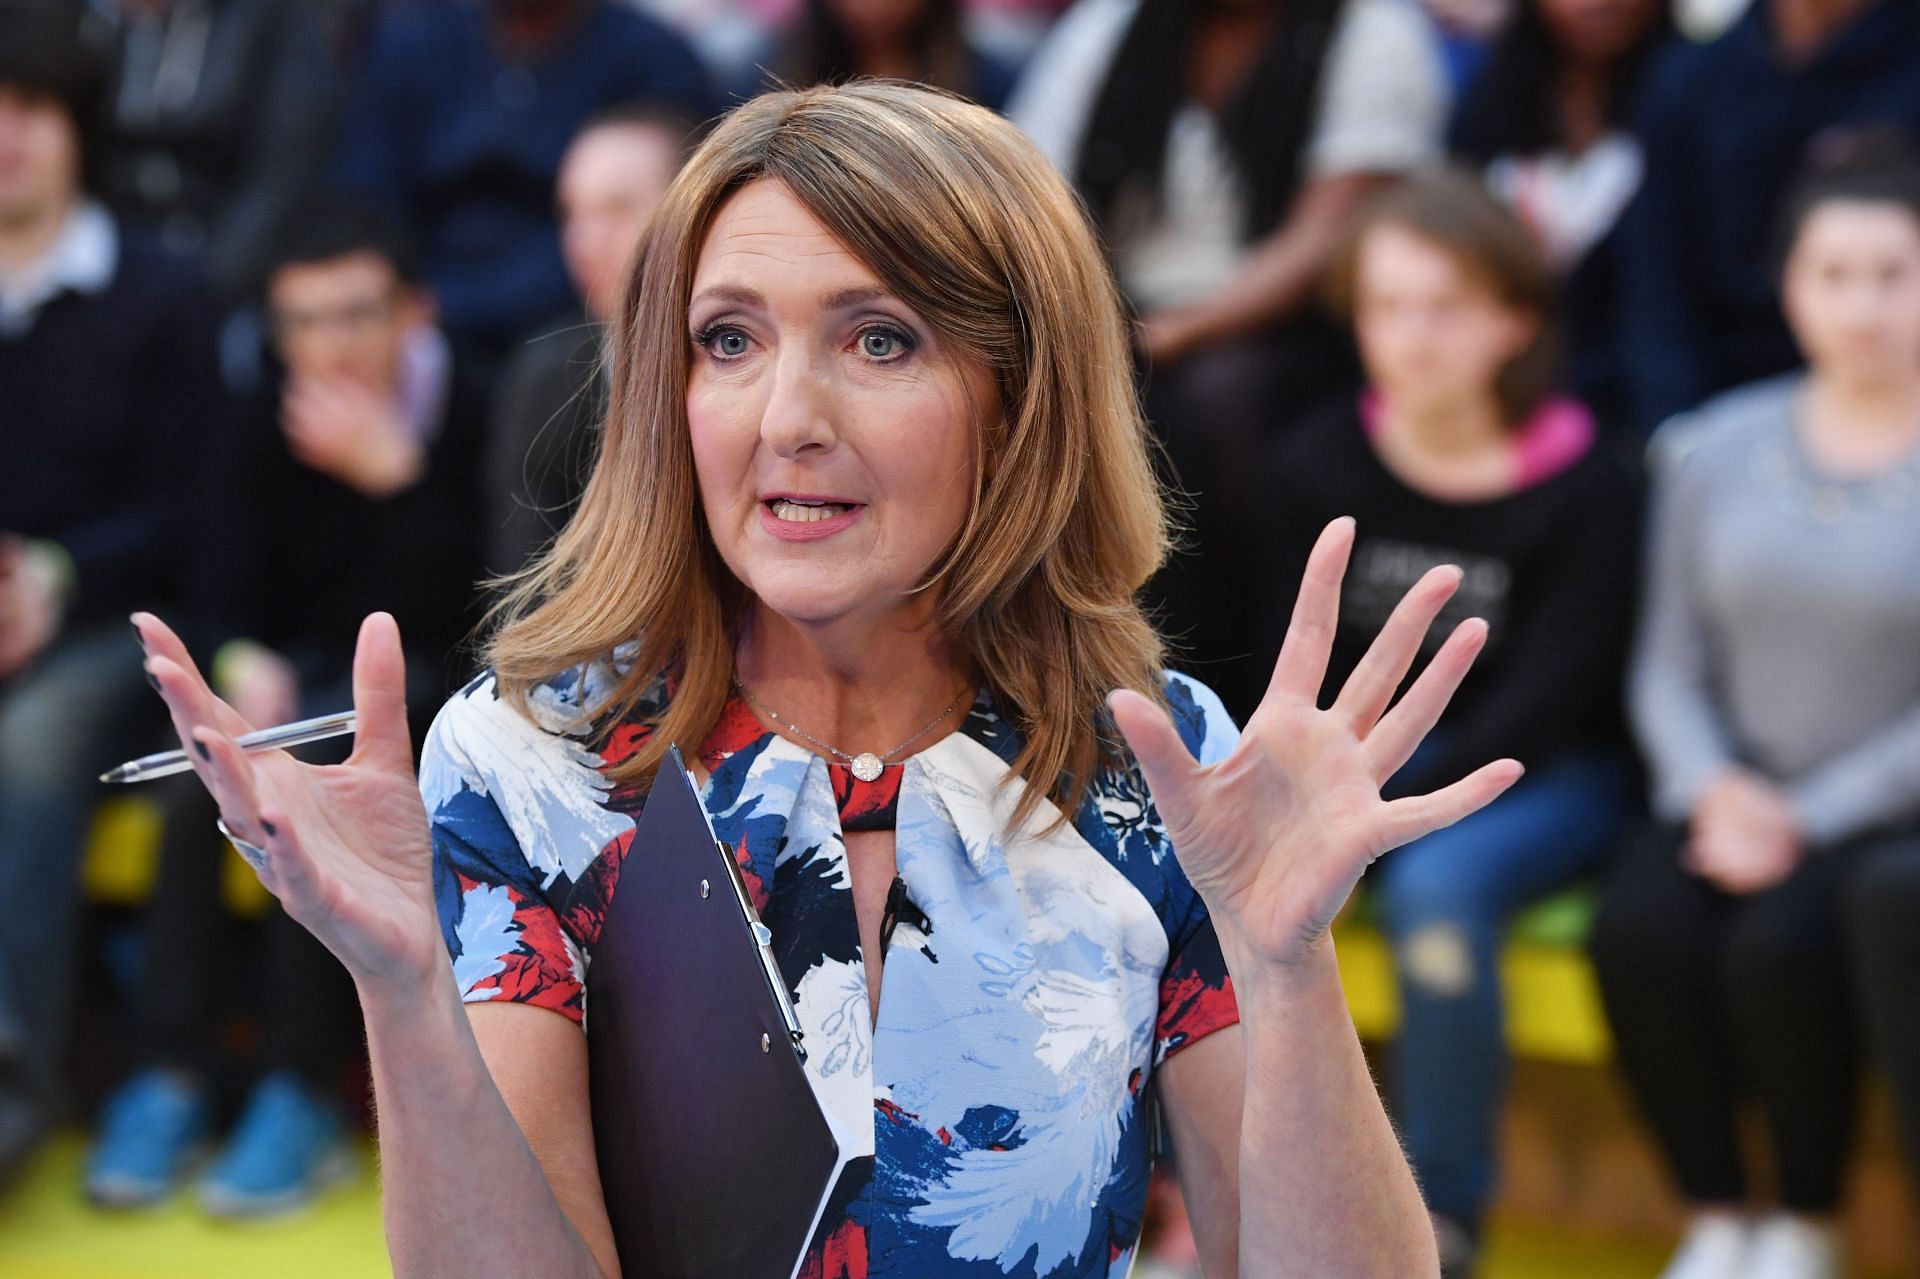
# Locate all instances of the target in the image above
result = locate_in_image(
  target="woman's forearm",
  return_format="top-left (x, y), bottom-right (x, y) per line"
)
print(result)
top-left (358, 973), bottom-right (608, 1279)
top-left (1222, 933), bottom-right (1437, 1278)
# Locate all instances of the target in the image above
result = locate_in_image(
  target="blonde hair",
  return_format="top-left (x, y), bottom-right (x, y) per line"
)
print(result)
top-left (483, 81), bottom-right (1171, 833)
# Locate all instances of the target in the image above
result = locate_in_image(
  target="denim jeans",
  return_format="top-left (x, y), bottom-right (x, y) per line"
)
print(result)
top-left (1369, 747), bottom-right (1631, 1223)
top-left (0, 621), bottom-right (160, 1113)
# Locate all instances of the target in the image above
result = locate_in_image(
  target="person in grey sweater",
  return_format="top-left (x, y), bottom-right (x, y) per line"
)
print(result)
top-left (1589, 138), bottom-right (1920, 1279)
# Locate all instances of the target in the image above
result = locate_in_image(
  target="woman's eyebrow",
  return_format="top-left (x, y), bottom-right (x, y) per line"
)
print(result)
top-left (688, 283), bottom-right (900, 315)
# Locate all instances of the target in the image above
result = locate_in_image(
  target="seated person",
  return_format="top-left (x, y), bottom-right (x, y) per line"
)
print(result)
top-left (1449, 0), bottom-right (1675, 426)
top-left (84, 205), bottom-right (488, 1217)
top-left (1590, 139), bottom-right (1920, 1279)
top-left (1266, 170), bottom-right (1641, 1278)
top-left (0, 2), bottom-right (220, 1183)
top-left (331, 0), bottom-right (716, 360)
top-left (485, 102), bottom-right (698, 577)
top-left (1619, 0), bottom-right (1920, 430)
top-left (1008, 0), bottom-right (1449, 719)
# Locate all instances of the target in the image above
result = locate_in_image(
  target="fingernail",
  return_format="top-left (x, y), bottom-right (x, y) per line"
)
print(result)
top-left (146, 671), bottom-right (163, 694)
top-left (261, 818), bottom-right (278, 838)
top-left (131, 617), bottom-right (146, 649)
top-left (194, 739), bottom-right (211, 762)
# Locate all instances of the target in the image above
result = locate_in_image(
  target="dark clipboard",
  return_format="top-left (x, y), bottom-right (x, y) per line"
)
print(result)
top-left (586, 745), bottom-right (850, 1279)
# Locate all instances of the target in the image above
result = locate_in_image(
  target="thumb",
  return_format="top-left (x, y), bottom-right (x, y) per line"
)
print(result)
top-left (1107, 688), bottom-right (1201, 813)
top-left (349, 612), bottom-right (415, 773)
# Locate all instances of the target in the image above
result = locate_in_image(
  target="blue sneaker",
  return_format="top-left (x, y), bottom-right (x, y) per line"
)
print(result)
top-left (84, 1069), bottom-right (213, 1208)
top-left (196, 1073), bottom-right (353, 1219)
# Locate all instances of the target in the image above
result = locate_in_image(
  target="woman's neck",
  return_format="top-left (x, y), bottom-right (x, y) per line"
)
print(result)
top-left (1771, 0), bottom-right (1871, 59)
top-left (0, 191), bottom-right (74, 276)
top-left (732, 599), bottom-right (975, 761)
top-left (1556, 60), bottom-right (1614, 156)
top-left (1801, 366), bottom-right (1920, 473)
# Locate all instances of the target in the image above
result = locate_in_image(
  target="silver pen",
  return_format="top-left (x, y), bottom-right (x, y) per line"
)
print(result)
top-left (100, 709), bottom-right (359, 784)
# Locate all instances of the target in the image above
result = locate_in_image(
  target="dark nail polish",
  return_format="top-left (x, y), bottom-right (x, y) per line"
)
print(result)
top-left (261, 819), bottom-right (278, 838)
top-left (194, 739), bottom-right (211, 762)
top-left (131, 618), bottom-right (146, 649)
top-left (146, 671), bottom-right (162, 694)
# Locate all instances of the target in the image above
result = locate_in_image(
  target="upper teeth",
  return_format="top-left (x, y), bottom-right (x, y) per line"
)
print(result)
top-left (771, 500), bottom-right (849, 523)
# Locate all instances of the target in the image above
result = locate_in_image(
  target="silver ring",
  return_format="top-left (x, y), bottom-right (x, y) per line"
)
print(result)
top-left (216, 818), bottom-right (269, 870)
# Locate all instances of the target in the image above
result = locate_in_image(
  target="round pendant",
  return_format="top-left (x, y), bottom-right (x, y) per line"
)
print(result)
top-left (850, 752), bottom-right (885, 782)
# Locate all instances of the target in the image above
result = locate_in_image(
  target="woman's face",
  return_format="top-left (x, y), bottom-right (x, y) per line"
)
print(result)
top-left (1783, 200), bottom-right (1920, 389)
top-left (685, 178), bottom-right (992, 632)
top-left (1352, 224), bottom-right (1536, 417)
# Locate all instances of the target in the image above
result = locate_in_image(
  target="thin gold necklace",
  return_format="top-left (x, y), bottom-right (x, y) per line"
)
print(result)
top-left (731, 680), bottom-right (971, 781)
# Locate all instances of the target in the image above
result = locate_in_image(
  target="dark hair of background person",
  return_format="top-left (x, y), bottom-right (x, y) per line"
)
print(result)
top-left (1074, 0), bottom-right (1343, 241)
top-left (783, 0), bottom-right (975, 100)
top-left (1770, 126), bottom-right (1920, 271)
top-left (576, 98), bottom-right (713, 162)
top-left (1449, 0), bottom-right (1676, 161)
top-left (1326, 169), bottom-right (1563, 426)
top-left (0, 0), bottom-right (109, 190)
top-left (266, 202), bottom-right (424, 288)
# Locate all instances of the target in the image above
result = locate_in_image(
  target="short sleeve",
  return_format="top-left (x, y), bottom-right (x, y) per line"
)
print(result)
top-left (1153, 674), bottom-right (1243, 1065)
top-left (1303, 0), bottom-right (1448, 179)
top-left (422, 690), bottom-right (587, 1024)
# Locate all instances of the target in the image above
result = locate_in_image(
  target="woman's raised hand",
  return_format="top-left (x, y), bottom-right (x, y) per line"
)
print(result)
top-left (1109, 518), bottom-right (1523, 974)
top-left (132, 611), bottom-right (443, 992)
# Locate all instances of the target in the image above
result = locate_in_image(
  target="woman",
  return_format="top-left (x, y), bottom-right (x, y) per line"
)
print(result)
top-left (130, 83), bottom-right (1518, 1276)
top-left (1589, 141), bottom-right (1920, 1279)
top-left (1449, 0), bottom-right (1674, 426)
top-left (1268, 171), bottom-right (1639, 1276)
top-left (770, 0), bottom-right (1015, 111)
top-left (1008, 0), bottom-right (1449, 718)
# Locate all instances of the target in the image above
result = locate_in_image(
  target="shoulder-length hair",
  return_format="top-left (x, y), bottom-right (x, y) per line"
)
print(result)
top-left (1325, 169), bottom-right (1562, 427)
top-left (482, 81), bottom-right (1172, 834)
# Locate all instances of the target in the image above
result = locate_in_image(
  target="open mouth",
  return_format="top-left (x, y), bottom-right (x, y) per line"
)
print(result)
top-left (765, 498), bottom-right (860, 524)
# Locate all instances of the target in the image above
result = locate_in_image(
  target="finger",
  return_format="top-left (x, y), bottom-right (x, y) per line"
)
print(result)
top-left (1332, 564), bottom-right (1462, 732)
top-left (1377, 758), bottom-right (1524, 853)
top-left (1362, 618), bottom-right (1489, 782)
top-left (1264, 518), bottom-right (1355, 707)
top-left (1107, 688), bottom-right (1202, 817)
top-left (133, 613), bottom-right (255, 737)
top-left (193, 723), bottom-right (268, 844)
top-left (348, 611), bottom-right (416, 774)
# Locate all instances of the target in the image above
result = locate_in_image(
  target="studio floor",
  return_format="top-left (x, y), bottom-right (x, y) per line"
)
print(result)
top-left (0, 1132), bottom-right (1676, 1279)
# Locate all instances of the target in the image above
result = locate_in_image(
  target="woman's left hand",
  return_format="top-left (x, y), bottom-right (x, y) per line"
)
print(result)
top-left (1110, 517), bottom-right (1524, 975)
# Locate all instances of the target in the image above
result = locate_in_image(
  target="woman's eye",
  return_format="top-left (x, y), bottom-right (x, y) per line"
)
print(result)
top-left (712, 329), bottom-right (749, 357)
top-left (858, 326), bottom-right (912, 360)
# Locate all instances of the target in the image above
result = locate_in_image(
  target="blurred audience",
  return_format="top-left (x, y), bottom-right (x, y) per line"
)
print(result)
top-left (333, 0), bottom-right (716, 362)
top-left (85, 204), bottom-right (488, 1217)
top-left (766, 0), bottom-right (1017, 111)
top-left (1269, 172), bottom-right (1639, 1278)
top-left (91, 0), bottom-right (341, 306)
top-left (485, 102), bottom-right (697, 576)
top-left (1589, 139), bottom-right (1920, 1279)
top-left (0, 0), bottom-right (221, 1183)
top-left (1451, 0), bottom-right (1674, 426)
top-left (1009, 0), bottom-right (1450, 720)
top-left (1619, 0), bottom-right (1920, 432)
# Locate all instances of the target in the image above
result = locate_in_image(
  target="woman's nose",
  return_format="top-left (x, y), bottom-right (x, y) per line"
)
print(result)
top-left (758, 349), bottom-right (839, 459)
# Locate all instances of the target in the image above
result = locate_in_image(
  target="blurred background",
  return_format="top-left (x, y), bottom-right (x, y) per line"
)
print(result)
top-left (2, 0), bottom-right (1919, 1276)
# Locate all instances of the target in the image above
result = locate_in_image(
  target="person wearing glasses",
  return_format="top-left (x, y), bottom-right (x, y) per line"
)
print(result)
top-left (86, 205), bottom-right (486, 1218)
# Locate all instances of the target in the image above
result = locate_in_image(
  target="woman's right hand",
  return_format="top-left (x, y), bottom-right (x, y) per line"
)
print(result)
top-left (133, 610), bottom-right (445, 992)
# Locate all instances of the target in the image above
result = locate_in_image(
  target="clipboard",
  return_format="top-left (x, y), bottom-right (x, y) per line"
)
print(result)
top-left (585, 745), bottom-right (854, 1278)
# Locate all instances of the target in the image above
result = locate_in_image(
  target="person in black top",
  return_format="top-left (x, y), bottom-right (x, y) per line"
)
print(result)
top-left (0, 2), bottom-right (222, 1186)
top-left (84, 206), bottom-right (487, 1218)
top-left (1266, 171), bottom-right (1640, 1276)
top-left (1449, 0), bottom-right (1674, 427)
top-left (485, 103), bottom-right (698, 578)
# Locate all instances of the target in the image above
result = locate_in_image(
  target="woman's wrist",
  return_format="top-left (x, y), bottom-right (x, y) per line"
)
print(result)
top-left (1214, 919), bottom-right (1344, 1014)
top-left (354, 950), bottom-right (460, 1024)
